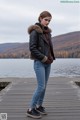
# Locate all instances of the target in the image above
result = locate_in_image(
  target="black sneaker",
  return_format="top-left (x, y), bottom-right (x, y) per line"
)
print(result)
top-left (27, 108), bottom-right (42, 119)
top-left (36, 106), bottom-right (47, 115)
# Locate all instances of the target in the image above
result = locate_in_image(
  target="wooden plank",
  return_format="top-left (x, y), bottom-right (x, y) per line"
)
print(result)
top-left (0, 77), bottom-right (80, 120)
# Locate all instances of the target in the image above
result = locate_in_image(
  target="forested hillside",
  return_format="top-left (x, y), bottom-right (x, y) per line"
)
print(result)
top-left (0, 31), bottom-right (80, 58)
top-left (52, 31), bottom-right (80, 58)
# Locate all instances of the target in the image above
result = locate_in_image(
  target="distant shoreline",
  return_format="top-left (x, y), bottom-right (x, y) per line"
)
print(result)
top-left (0, 76), bottom-right (80, 82)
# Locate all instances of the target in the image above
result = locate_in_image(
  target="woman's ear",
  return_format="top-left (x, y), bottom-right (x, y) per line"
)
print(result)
top-left (39, 17), bottom-right (42, 22)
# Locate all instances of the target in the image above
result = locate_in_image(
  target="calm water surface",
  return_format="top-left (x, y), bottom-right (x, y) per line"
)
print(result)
top-left (0, 59), bottom-right (80, 78)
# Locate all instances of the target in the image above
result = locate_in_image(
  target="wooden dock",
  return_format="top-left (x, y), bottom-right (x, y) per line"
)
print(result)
top-left (0, 77), bottom-right (80, 120)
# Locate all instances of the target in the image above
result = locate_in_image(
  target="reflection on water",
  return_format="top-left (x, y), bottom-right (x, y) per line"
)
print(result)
top-left (51, 59), bottom-right (80, 77)
top-left (0, 59), bottom-right (80, 78)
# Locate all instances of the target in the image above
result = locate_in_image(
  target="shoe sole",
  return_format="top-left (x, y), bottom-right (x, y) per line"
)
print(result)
top-left (26, 113), bottom-right (42, 119)
top-left (36, 110), bottom-right (47, 115)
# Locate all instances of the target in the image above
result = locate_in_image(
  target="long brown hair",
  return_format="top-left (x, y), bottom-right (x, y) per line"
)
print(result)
top-left (38, 11), bottom-right (52, 22)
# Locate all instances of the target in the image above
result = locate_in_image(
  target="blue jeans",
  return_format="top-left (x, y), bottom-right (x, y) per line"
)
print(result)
top-left (30, 60), bottom-right (51, 109)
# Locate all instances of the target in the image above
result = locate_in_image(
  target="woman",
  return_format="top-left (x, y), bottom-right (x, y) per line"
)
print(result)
top-left (27, 11), bottom-right (55, 119)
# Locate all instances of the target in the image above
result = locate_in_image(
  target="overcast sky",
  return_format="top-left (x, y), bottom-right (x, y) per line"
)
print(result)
top-left (0, 0), bottom-right (80, 43)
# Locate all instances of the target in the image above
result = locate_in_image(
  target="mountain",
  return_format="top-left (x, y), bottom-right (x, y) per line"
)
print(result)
top-left (0, 31), bottom-right (80, 58)
top-left (0, 43), bottom-right (29, 58)
top-left (52, 31), bottom-right (80, 58)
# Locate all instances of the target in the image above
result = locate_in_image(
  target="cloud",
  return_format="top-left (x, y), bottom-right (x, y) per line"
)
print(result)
top-left (0, 0), bottom-right (80, 43)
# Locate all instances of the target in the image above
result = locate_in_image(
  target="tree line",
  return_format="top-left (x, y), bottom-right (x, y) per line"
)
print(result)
top-left (0, 50), bottom-right (80, 58)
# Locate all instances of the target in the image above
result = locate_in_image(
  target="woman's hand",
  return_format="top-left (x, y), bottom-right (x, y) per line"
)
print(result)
top-left (45, 57), bottom-right (53, 64)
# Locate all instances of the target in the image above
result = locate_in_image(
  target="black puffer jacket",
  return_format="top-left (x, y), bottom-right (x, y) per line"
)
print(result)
top-left (28, 23), bottom-right (55, 63)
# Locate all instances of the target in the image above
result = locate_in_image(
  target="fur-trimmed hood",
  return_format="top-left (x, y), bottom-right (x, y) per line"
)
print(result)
top-left (28, 23), bottom-right (52, 34)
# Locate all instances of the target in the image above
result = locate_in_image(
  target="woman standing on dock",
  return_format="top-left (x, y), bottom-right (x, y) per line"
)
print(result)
top-left (27, 11), bottom-right (55, 119)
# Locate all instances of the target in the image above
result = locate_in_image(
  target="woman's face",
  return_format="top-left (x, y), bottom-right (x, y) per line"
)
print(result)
top-left (40, 16), bottom-right (52, 27)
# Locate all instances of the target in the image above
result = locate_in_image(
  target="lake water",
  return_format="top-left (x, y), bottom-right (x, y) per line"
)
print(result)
top-left (0, 59), bottom-right (80, 78)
